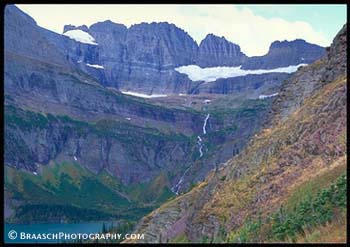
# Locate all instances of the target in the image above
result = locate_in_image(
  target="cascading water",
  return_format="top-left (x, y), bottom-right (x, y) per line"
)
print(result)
top-left (203, 113), bottom-right (210, 135)
top-left (171, 113), bottom-right (210, 195)
top-left (197, 136), bottom-right (204, 158)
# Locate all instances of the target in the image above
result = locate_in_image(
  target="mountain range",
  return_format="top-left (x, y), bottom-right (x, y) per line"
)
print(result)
top-left (6, 5), bottom-right (325, 96)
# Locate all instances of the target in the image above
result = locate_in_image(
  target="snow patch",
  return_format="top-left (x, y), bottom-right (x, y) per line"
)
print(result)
top-left (126, 117), bottom-right (131, 121)
top-left (121, 91), bottom-right (168, 98)
top-left (63, 30), bottom-right (98, 45)
top-left (74, 156), bottom-right (78, 161)
top-left (33, 172), bottom-right (37, 175)
top-left (86, 63), bottom-right (104, 69)
top-left (175, 64), bottom-right (307, 82)
top-left (258, 93), bottom-right (279, 99)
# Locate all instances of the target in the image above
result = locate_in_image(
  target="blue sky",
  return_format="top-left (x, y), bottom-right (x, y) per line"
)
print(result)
top-left (237, 4), bottom-right (346, 44)
top-left (16, 4), bottom-right (347, 56)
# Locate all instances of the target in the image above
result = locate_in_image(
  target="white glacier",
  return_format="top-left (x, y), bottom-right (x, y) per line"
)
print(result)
top-left (63, 30), bottom-right (98, 45)
top-left (175, 64), bottom-right (307, 82)
top-left (121, 91), bottom-right (168, 98)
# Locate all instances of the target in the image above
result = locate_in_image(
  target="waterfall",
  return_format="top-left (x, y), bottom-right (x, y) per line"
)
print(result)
top-left (197, 136), bottom-right (203, 158)
top-left (171, 165), bottom-right (192, 195)
top-left (203, 114), bottom-right (210, 134)
top-left (171, 113), bottom-right (210, 195)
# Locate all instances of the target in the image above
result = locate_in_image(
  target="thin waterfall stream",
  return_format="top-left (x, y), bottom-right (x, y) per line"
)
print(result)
top-left (171, 113), bottom-right (210, 195)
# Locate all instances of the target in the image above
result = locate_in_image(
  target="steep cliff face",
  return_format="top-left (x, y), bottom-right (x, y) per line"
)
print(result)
top-left (193, 73), bottom-right (290, 95)
top-left (88, 21), bottom-right (127, 88)
top-left (4, 51), bottom-right (207, 136)
top-left (126, 22), bottom-right (198, 67)
top-left (5, 105), bottom-right (195, 185)
top-left (196, 34), bottom-right (247, 67)
top-left (127, 25), bottom-right (346, 243)
top-left (4, 5), bottom-right (68, 67)
top-left (62, 21), bottom-right (198, 94)
top-left (119, 22), bottom-right (198, 94)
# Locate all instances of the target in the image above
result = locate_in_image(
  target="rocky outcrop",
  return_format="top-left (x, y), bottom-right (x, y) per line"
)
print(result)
top-left (270, 24), bottom-right (346, 125)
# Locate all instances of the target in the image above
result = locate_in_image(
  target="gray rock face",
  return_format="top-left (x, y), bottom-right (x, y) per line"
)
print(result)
top-left (193, 73), bottom-right (290, 95)
top-left (321, 24), bottom-right (347, 82)
top-left (4, 51), bottom-right (206, 137)
top-left (89, 21), bottom-right (198, 93)
top-left (196, 34), bottom-right (247, 67)
top-left (242, 39), bottom-right (325, 69)
top-left (126, 22), bottom-right (198, 67)
top-left (88, 21), bottom-right (127, 88)
top-left (39, 28), bottom-right (108, 85)
top-left (5, 105), bottom-right (195, 185)
top-left (4, 5), bottom-right (68, 67)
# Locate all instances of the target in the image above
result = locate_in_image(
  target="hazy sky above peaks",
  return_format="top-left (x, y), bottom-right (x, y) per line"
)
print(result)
top-left (16, 4), bottom-right (346, 56)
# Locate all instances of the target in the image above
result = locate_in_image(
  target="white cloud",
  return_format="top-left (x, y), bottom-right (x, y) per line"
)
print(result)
top-left (16, 4), bottom-right (330, 56)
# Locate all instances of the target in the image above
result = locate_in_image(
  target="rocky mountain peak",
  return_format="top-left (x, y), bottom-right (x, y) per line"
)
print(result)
top-left (63, 24), bottom-right (89, 33)
top-left (89, 20), bottom-right (127, 34)
top-left (126, 21), bottom-right (198, 67)
top-left (5, 5), bottom-right (36, 26)
top-left (269, 38), bottom-right (307, 49)
top-left (196, 33), bottom-right (247, 67)
top-left (241, 38), bottom-right (325, 70)
top-left (323, 24), bottom-right (347, 81)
